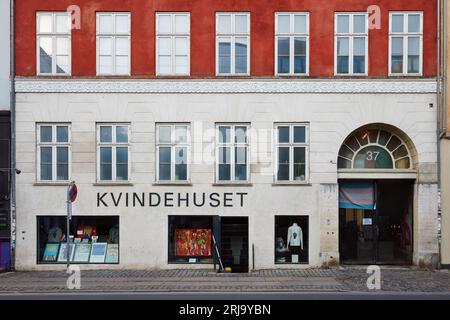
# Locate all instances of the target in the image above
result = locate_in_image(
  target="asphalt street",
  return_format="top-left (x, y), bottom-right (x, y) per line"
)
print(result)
top-left (1, 291), bottom-right (450, 300)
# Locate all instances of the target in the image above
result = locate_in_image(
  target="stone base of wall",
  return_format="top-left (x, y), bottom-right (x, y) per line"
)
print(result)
top-left (413, 252), bottom-right (440, 269)
top-left (319, 251), bottom-right (340, 268)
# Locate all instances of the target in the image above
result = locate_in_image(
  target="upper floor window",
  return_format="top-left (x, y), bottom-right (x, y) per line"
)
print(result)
top-left (96, 12), bottom-right (131, 75)
top-left (335, 13), bottom-right (368, 75)
top-left (37, 124), bottom-right (71, 182)
top-left (156, 124), bottom-right (190, 182)
top-left (274, 124), bottom-right (309, 183)
top-left (36, 12), bottom-right (71, 75)
top-left (275, 13), bottom-right (309, 75)
top-left (216, 13), bottom-right (250, 75)
top-left (216, 124), bottom-right (250, 182)
top-left (389, 12), bottom-right (423, 75)
top-left (97, 124), bottom-right (130, 182)
top-left (156, 13), bottom-right (190, 76)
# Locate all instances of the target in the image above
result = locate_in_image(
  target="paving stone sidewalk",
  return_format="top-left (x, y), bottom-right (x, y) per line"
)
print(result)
top-left (0, 267), bottom-right (449, 293)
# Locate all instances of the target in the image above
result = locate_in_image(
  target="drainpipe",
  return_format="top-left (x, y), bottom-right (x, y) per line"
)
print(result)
top-left (9, 0), bottom-right (15, 271)
top-left (436, 0), bottom-right (442, 270)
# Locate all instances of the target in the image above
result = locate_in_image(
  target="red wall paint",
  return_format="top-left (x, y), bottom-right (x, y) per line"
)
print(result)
top-left (15, 0), bottom-right (438, 78)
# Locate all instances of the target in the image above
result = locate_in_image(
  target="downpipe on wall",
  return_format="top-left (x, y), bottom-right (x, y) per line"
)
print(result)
top-left (9, 0), bottom-right (16, 271)
top-left (437, 0), bottom-right (444, 270)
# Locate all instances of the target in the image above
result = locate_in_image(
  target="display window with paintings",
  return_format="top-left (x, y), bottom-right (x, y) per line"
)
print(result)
top-left (168, 215), bottom-right (214, 264)
top-left (274, 216), bottom-right (308, 264)
top-left (37, 216), bottom-right (119, 264)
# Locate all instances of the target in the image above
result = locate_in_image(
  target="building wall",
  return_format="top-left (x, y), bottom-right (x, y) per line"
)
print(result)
top-left (441, 142), bottom-right (450, 265)
top-left (15, 0), bottom-right (437, 78)
top-left (14, 89), bottom-right (438, 270)
top-left (441, 0), bottom-right (450, 267)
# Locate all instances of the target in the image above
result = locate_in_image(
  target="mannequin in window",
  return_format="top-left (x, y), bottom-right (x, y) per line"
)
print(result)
top-left (275, 237), bottom-right (289, 263)
top-left (287, 222), bottom-right (303, 256)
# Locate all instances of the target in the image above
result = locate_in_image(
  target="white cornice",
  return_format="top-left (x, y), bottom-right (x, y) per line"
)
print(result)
top-left (14, 78), bottom-right (438, 94)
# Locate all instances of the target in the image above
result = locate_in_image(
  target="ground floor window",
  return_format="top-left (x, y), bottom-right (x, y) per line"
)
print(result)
top-left (168, 215), bottom-right (213, 264)
top-left (37, 216), bottom-right (119, 264)
top-left (274, 216), bottom-right (308, 264)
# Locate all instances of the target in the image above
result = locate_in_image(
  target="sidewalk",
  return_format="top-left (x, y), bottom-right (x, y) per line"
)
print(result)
top-left (0, 267), bottom-right (449, 293)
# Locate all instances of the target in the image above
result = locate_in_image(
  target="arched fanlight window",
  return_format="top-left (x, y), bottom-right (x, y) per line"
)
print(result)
top-left (338, 129), bottom-right (411, 169)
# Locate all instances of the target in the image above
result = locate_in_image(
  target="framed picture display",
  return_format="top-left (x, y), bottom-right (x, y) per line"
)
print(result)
top-left (42, 243), bottom-right (60, 262)
top-left (89, 242), bottom-right (107, 263)
top-left (73, 243), bottom-right (92, 263)
top-left (105, 244), bottom-right (119, 263)
top-left (57, 243), bottom-right (75, 262)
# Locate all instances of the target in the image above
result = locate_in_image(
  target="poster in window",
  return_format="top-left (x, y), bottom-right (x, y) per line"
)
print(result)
top-left (57, 243), bottom-right (75, 262)
top-left (73, 243), bottom-right (91, 263)
top-left (89, 242), bottom-right (107, 263)
top-left (175, 229), bottom-right (212, 257)
top-left (42, 243), bottom-right (60, 262)
top-left (105, 244), bottom-right (119, 263)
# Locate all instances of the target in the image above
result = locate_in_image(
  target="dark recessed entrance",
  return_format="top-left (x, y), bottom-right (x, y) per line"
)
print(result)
top-left (220, 217), bottom-right (249, 273)
top-left (339, 180), bottom-right (414, 265)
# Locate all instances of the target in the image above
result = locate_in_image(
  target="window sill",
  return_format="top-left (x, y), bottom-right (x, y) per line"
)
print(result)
top-left (36, 74), bottom-right (71, 77)
top-left (275, 74), bottom-right (309, 77)
top-left (212, 182), bottom-right (253, 187)
top-left (334, 74), bottom-right (368, 77)
top-left (388, 73), bottom-right (423, 77)
top-left (93, 182), bottom-right (134, 186)
top-left (34, 182), bottom-right (71, 186)
top-left (152, 182), bottom-right (192, 186)
top-left (272, 182), bottom-right (311, 186)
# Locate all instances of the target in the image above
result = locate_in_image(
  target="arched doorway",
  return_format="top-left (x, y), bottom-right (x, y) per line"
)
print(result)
top-left (337, 125), bottom-right (415, 265)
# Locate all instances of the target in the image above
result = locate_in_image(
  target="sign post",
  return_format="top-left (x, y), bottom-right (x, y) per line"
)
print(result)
top-left (66, 181), bottom-right (77, 268)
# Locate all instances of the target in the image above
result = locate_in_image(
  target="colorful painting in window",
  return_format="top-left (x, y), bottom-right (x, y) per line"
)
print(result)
top-left (175, 229), bottom-right (212, 257)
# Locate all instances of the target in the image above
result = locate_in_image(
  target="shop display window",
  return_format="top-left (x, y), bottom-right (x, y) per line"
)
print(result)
top-left (37, 216), bottom-right (119, 264)
top-left (274, 216), bottom-right (308, 264)
top-left (168, 215), bottom-right (213, 264)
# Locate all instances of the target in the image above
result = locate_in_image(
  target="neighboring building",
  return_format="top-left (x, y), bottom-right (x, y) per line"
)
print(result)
top-left (441, 0), bottom-right (450, 269)
top-left (14, 0), bottom-right (439, 271)
top-left (0, 0), bottom-right (11, 272)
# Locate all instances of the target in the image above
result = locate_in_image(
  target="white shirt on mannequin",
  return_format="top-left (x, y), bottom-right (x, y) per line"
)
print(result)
top-left (287, 223), bottom-right (303, 249)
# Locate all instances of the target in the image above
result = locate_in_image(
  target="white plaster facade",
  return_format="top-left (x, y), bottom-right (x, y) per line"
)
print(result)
top-left (13, 79), bottom-right (439, 270)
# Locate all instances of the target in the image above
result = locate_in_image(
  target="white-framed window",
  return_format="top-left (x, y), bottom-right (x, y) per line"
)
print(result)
top-left (275, 12), bottom-right (309, 75)
top-left (96, 12), bottom-right (131, 75)
top-left (216, 12), bottom-right (250, 75)
top-left (274, 123), bottom-right (309, 182)
top-left (37, 124), bottom-right (71, 182)
top-left (334, 13), bottom-right (368, 75)
top-left (156, 124), bottom-right (190, 182)
top-left (156, 12), bottom-right (190, 76)
top-left (96, 124), bottom-right (130, 182)
top-left (389, 12), bottom-right (423, 75)
top-left (36, 12), bottom-right (71, 75)
top-left (216, 124), bottom-right (250, 182)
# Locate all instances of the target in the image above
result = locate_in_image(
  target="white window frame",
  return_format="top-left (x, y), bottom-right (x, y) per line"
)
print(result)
top-left (274, 123), bottom-right (310, 183)
top-left (156, 12), bottom-right (190, 76)
top-left (334, 12), bottom-right (369, 76)
top-left (275, 12), bottom-right (310, 76)
top-left (215, 124), bottom-right (250, 183)
top-left (96, 124), bottom-right (131, 182)
top-left (36, 123), bottom-right (71, 182)
top-left (155, 123), bottom-right (191, 182)
top-left (388, 12), bottom-right (423, 76)
top-left (96, 12), bottom-right (131, 76)
top-left (36, 12), bottom-right (72, 76)
top-left (216, 12), bottom-right (250, 76)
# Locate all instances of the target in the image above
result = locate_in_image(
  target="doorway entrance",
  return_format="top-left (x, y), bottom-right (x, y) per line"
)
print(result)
top-left (339, 180), bottom-right (413, 265)
top-left (220, 217), bottom-right (249, 273)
